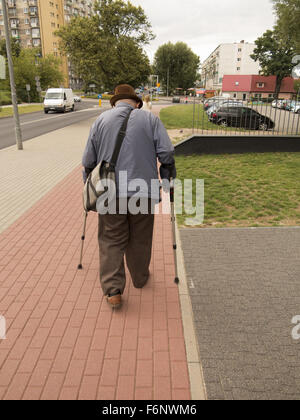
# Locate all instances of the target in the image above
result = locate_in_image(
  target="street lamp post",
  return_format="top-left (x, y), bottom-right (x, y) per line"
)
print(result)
top-left (150, 74), bottom-right (159, 101)
top-left (1, 0), bottom-right (23, 150)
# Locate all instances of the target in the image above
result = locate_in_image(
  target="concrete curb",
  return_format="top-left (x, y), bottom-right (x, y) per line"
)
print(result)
top-left (175, 222), bottom-right (207, 400)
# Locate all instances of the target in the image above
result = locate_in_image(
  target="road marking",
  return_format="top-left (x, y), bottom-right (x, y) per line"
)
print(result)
top-left (20, 107), bottom-right (102, 126)
top-left (189, 278), bottom-right (195, 289)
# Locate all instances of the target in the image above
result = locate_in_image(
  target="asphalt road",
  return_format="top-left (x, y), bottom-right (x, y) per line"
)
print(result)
top-left (0, 100), bottom-right (110, 150)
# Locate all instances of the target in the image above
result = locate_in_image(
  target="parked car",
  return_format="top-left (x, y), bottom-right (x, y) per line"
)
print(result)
top-left (272, 99), bottom-right (285, 109)
top-left (207, 101), bottom-right (243, 118)
top-left (172, 96), bottom-right (181, 103)
top-left (281, 100), bottom-right (295, 111)
top-left (204, 96), bottom-right (229, 110)
top-left (74, 95), bottom-right (82, 102)
top-left (293, 103), bottom-right (300, 114)
top-left (210, 106), bottom-right (275, 130)
top-left (285, 100), bottom-right (300, 112)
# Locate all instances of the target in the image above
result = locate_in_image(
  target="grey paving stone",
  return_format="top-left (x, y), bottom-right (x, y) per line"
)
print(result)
top-left (180, 227), bottom-right (300, 401)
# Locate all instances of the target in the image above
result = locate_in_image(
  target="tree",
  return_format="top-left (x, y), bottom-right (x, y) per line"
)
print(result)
top-left (251, 29), bottom-right (296, 98)
top-left (0, 37), bottom-right (21, 58)
top-left (153, 42), bottom-right (200, 93)
top-left (295, 79), bottom-right (300, 97)
top-left (0, 43), bottom-right (64, 103)
top-left (272, 0), bottom-right (300, 53)
top-left (56, 0), bottom-right (154, 90)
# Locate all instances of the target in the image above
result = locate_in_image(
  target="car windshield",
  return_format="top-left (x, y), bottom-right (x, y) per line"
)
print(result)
top-left (46, 92), bottom-right (63, 99)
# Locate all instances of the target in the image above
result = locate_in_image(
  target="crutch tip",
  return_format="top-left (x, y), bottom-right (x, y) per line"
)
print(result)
top-left (78, 264), bottom-right (83, 270)
top-left (174, 277), bottom-right (179, 285)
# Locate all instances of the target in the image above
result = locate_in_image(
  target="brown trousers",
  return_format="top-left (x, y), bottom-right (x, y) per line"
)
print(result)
top-left (98, 201), bottom-right (155, 296)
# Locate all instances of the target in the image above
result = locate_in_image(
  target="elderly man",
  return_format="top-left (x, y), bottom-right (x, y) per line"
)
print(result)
top-left (82, 84), bottom-right (176, 309)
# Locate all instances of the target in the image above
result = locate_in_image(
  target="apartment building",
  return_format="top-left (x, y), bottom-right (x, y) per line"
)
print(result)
top-left (0, 0), bottom-right (96, 87)
top-left (201, 41), bottom-right (261, 92)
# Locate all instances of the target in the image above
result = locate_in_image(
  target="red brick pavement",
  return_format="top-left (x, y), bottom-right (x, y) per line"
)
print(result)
top-left (0, 167), bottom-right (191, 400)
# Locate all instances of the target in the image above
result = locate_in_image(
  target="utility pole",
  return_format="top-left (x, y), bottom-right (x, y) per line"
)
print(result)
top-left (2, 0), bottom-right (23, 150)
top-left (167, 68), bottom-right (169, 98)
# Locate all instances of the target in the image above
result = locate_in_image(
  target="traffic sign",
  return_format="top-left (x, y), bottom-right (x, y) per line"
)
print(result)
top-left (26, 84), bottom-right (31, 91)
top-left (98, 94), bottom-right (102, 99)
top-left (36, 87), bottom-right (42, 92)
top-left (35, 76), bottom-right (40, 82)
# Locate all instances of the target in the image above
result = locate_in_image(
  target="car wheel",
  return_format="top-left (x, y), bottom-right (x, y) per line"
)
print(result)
top-left (72, 105), bottom-right (75, 112)
top-left (259, 122), bottom-right (269, 131)
top-left (219, 120), bottom-right (228, 128)
top-left (44, 109), bottom-right (48, 114)
top-left (297, 110), bottom-right (300, 114)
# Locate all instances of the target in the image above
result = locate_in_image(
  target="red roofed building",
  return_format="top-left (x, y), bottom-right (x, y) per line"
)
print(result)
top-left (222, 75), bottom-right (296, 100)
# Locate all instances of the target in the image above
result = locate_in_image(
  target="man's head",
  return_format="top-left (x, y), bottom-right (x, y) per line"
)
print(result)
top-left (110, 84), bottom-right (143, 109)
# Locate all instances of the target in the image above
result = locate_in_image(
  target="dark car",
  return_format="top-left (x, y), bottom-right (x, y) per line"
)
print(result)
top-left (210, 106), bottom-right (275, 130)
top-left (172, 96), bottom-right (181, 103)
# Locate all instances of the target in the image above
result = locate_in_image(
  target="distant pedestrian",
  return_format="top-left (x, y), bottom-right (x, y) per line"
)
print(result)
top-left (144, 94), bottom-right (152, 110)
top-left (82, 84), bottom-right (176, 309)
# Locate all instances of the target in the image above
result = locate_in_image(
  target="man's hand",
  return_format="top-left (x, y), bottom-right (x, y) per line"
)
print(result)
top-left (159, 163), bottom-right (176, 181)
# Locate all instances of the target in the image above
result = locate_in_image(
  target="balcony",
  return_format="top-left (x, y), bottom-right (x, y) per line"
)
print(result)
top-left (7, 1), bottom-right (16, 8)
top-left (29, 7), bottom-right (38, 16)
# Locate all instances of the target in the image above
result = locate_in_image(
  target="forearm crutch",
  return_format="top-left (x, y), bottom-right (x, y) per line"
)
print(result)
top-left (170, 178), bottom-right (179, 284)
top-left (78, 211), bottom-right (88, 270)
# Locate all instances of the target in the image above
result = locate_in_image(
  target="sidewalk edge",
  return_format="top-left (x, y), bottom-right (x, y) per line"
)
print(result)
top-left (176, 222), bottom-right (207, 401)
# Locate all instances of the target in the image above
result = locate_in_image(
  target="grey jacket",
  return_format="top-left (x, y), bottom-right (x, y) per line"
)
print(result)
top-left (82, 102), bottom-right (176, 200)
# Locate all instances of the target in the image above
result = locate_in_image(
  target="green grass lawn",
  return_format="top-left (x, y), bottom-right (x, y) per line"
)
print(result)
top-left (160, 104), bottom-right (245, 132)
top-left (0, 104), bottom-right (43, 118)
top-left (175, 152), bottom-right (300, 228)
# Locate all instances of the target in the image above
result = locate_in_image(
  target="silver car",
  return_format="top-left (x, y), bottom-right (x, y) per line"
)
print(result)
top-left (293, 102), bottom-right (300, 114)
top-left (272, 99), bottom-right (285, 109)
top-left (74, 95), bottom-right (82, 103)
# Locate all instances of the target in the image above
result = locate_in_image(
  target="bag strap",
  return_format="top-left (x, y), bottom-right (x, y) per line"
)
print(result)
top-left (109, 109), bottom-right (133, 171)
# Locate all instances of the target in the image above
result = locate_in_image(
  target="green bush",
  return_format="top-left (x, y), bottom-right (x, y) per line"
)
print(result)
top-left (101, 94), bottom-right (113, 100)
top-left (0, 91), bottom-right (13, 105)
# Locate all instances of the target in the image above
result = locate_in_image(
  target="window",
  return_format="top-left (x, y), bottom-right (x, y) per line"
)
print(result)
top-left (237, 58), bottom-right (241, 61)
top-left (31, 28), bottom-right (40, 38)
top-left (238, 48), bottom-right (242, 52)
top-left (256, 82), bottom-right (265, 88)
top-left (237, 67), bottom-right (241, 71)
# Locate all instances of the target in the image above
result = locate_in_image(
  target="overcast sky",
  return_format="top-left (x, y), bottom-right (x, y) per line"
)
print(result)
top-left (129, 0), bottom-right (277, 63)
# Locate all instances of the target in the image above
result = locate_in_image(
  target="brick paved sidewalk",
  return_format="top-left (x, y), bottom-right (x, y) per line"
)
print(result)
top-left (0, 165), bottom-right (191, 400)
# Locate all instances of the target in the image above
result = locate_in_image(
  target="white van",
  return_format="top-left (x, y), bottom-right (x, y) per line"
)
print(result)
top-left (44, 88), bottom-right (75, 113)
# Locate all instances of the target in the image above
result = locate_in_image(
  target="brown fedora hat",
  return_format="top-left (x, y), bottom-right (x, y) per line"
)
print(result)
top-left (110, 84), bottom-right (143, 109)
